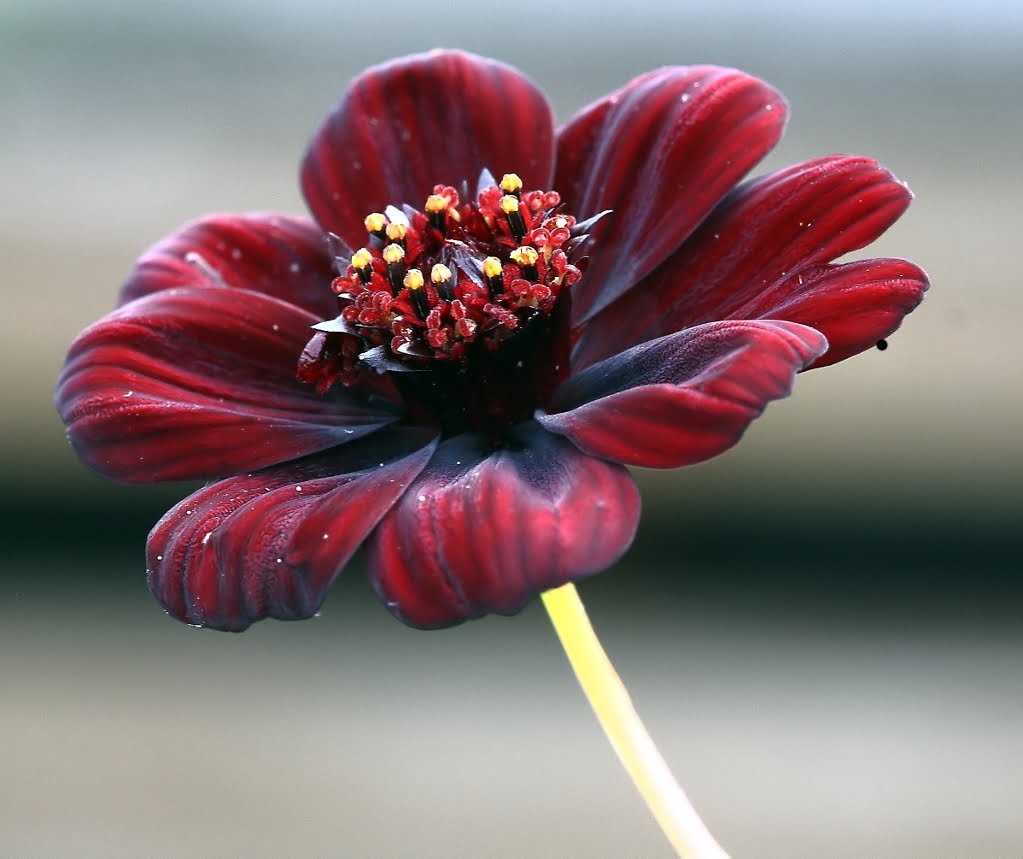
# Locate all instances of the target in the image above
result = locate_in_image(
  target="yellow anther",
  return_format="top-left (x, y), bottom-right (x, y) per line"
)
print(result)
top-left (364, 212), bottom-right (387, 234)
top-left (351, 247), bottom-right (373, 270)
top-left (403, 268), bottom-right (425, 291)
top-left (425, 194), bottom-right (448, 213)
top-left (500, 194), bottom-right (521, 215)
top-left (382, 243), bottom-right (405, 265)
top-left (385, 222), bottom-right (407, 242)
top-left (482, 257), bottom-right (504, 279)
top-left (510, 246), bottom-right (539, 267)
top-left (499, 173), bottom-right (523, 194)
top-left (431, 264), bottom-right (452, 284)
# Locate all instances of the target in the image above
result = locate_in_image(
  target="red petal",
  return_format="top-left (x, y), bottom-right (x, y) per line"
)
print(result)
top-left (367, 423), bottom-right (640, 629)
top-left (740, 258), bottom-right (928, 368)
top-left (301, 50), bottom-right (556, 244)
top-left (575, 156), bottom-right (914, 368)
top-left (148, 429), bottom-right (436, 631)
top-left (56, 286), bottom-right (398, 483)
top-left (119, 213), bottom-right (337, 319)
top-left (555, 66), bottom-right (787, 324)
top-left (537, 321), bottom-right (826, 469)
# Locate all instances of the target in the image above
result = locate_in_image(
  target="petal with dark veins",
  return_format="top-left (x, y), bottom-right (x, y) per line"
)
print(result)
top-left (538, 321), bottom-right (826, 468)
top-left (739, 258), bottom-right (928, 368)
top-left (57, 286), bottom-right (399, 483)
top-left (119, 213), bottom-right (338, 320)
top-left (367, 423), bottom-right (640, 629)
top-left (575, 156), bottom-right (914, 368)
top-left (148, 429), bottom-right (437, 631)
top-left (302, 50), bottom-right (556, 245)
top-left (555, 66), bottom-right (787, 325)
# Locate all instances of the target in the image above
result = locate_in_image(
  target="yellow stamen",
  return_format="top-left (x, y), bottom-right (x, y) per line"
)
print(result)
top-left (364, 212), bottom-right (387, 235)
top-left (385, 222), bottom-right (408, 243)
top-left (351, 247), bottom-right (373, 270)
top-left (404, 268), bottom-right (431, 319)
top-left (500, 194), bottom-right (521, 215)
top-left (425, 194), bottom-right (448, 213)
top-left (542, 583), bottom-right (729, 859)
top-left (382, 243), bottom-right (405, 266)
top-left (499, 173), bottom-right (523, 195)
top-left (482, 257), bottom-right (503, 280)
top-left (403, 268), bottom-right (425, 291)
top-left (510, 246), bottom-right (539, 267)
top-left (431, 264), bottom-right (452, 284)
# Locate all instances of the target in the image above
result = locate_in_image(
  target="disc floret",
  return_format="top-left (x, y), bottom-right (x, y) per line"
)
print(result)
top-left (302, 173), bottom-right (584, 390)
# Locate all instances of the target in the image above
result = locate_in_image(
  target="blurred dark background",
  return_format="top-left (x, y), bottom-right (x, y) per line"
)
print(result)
top-left (3, 0), bottom-right (1021, 855)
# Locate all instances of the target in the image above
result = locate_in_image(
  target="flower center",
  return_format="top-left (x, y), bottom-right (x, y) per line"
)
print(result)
top-left (299, 172), bottom-right (587, 436)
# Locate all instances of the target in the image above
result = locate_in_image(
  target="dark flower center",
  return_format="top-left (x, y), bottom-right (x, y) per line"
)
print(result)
top-left (298, 173), bottom-right (589, 438)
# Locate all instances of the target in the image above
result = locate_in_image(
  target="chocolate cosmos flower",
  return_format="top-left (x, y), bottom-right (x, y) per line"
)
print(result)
top-left (56, 51), bottom-right (927, 630)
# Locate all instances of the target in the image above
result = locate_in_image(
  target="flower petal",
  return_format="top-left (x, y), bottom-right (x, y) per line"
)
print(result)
top-left (301, 50), bottom-right (556, 244)
top-left (147, 429), bottom-right (437, 631)
top-left (367, 423), bottom-right (640, 629)
top-left (574, 156), bottom-right (914, 368)
top-left (119, 213), bottom-right (338, 319)
top-left (56, 286), bottom-right (398, 483)
top-left (555, 66), bottom-right (787, 324)
top-left (739, 258), bottom-right (928, 368)
top-left (537, 321), bottom-right (826, 469)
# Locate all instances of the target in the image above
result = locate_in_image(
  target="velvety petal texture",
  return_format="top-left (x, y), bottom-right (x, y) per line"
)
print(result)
top-left (368, 423), bottom-right (640, 629)
top-left (741, 258), bottom-right (928, 368)
top-left (555, 66), bottom-right (787, 324)
top-left (302, 50), bottom-right (556, 244)
top-left (57, 286), bottom-right (398, 483)
top-left (119, 213), bottom-right (338, 319)
top-left (538, 321), bottom-right (827, 468)
top-left (148, 429), bottom-right (437, 631)
top-left (575, 156), bottom-right (918, 368)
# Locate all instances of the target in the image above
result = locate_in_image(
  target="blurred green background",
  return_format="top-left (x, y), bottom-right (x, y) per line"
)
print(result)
top-left (3, 0), bottom-right (1021, 855)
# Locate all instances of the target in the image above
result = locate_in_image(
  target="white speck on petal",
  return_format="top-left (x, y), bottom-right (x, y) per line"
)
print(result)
top-left (123, 390), bottom-right (134, 397)
top-left (418, 495), bottom-right (426, 502)
top-left (295, 485), bottom-right (303, 493)
top-left (156, 554), bottom-right (163, 561)
top-left (289, 262), bottom-right (300, 273)
top-left (276, 558), bottom-right (283, 564)
top-left (201, 531), bottom-right (212, 545)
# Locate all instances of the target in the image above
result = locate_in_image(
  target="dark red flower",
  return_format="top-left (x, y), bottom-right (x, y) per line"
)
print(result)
top-left (56, 51), bottom-right (927, 630)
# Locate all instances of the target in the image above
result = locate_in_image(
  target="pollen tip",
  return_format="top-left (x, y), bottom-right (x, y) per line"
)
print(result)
top-left (510, 246), bottom-right (539, 266)
top-left (385, 222), bottom-right (408, 242)
top-left (364, 212), bottom-right (387, 234)
top-left (403, 268), bottom-right (425, 290)
top-left (425, 194), bottom-right (448, 213)
top-left (352, 247), bottom-right (373, 269)
top-left (500, 194), bottom-right (521, 215)
top-left (499, 173), bottom-right (523, 194)
top-left (482, 257), bottom-right (503, 279)
top-left (431, 263), bottom-right (452, 283)
top-left (382, 243), bottom-right (405, 265)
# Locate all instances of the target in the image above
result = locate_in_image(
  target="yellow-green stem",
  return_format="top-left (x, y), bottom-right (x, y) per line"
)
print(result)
top-left (541, 583), bottom-right (729, 859)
